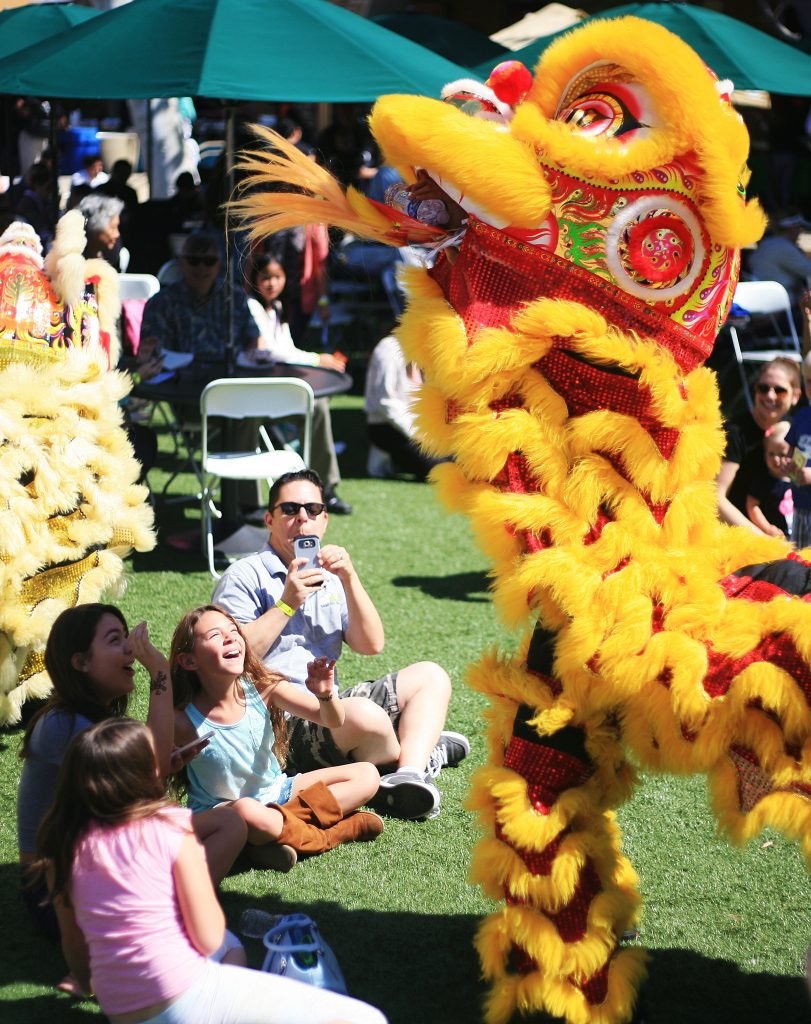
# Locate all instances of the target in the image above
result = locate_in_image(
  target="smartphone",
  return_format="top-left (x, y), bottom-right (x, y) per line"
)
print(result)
top-left (293, 535), bottom-right (321, 571)
top-left (174, 730), bottom-right (214, 760)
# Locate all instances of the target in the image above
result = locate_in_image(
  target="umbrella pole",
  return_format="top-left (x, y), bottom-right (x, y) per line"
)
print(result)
top-left (145, 98), bottom-right (153, 198)
top-left (220, 104), bottom-right (239, 525)
top-left (225, 103), bottom-right (235, 377)
top-left (48, 98), bottom-right (59, 225)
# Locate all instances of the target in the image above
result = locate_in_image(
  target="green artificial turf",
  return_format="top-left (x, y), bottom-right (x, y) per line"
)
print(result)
top-left (1, 396), bottom-right (809, 1023)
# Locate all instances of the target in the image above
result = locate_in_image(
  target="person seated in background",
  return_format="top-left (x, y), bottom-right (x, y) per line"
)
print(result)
top-left (138, 232), bottom-right (272, 515)
top-left (212, 468), bottom-right (470, 821)
top-left (139, 231), bottom-right (258, 362)
top-left (70, 152), bottom-right (108, 190)
top-left (247, 253), bottom-right (351, 515)
top-left (716, 356), bottom-right (801, 532)
top-left (749, 210), bottom-right (811, 312)
top-left (78, 193), bottom-right (124, 269)
top-left (364, 329), bottom-right (442, 482)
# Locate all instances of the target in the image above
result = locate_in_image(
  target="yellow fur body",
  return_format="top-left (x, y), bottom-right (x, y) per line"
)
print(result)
top-left (0, 213), bottom-right (155, 723)
top-left (234, 18), bottom-right (809, 1023)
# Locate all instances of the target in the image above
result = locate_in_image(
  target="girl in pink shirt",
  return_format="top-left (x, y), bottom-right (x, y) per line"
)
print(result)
top-left (18, 604), bottom-right (247, 996)
top-left (34, 718), bottom-right (387, 1024)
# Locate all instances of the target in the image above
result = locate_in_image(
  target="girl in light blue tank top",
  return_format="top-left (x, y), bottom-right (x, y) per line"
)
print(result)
top-left (185, 679), bottom-right (294, 811)
top-left (169, 606), bottom-right (382, 861)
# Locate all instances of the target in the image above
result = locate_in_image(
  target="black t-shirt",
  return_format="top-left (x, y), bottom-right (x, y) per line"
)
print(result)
top-left (723, 412), bottom-right (767, 514)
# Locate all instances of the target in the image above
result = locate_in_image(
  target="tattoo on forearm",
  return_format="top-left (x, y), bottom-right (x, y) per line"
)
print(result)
top-left (151, 670), bottom-right (168, 695)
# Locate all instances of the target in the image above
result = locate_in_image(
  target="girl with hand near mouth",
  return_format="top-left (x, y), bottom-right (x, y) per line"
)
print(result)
top-left (169, 605), bottom-right (384, 872)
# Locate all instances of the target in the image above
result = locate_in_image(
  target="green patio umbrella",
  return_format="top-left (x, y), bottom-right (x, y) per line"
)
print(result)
top-left (0, 0), bottom-right (471, 373)
top-left (0, 1), bottom-right (100, 62)
top-left (0, 0), bottom-right (471, 100)
top-left (373, 12), bottom-right (508, 68)
top-left (470, 2), bottom-right (811, 96)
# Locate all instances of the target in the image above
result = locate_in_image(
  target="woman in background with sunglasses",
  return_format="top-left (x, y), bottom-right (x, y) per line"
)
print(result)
top-left (717, 356), bottom-right (801, 531)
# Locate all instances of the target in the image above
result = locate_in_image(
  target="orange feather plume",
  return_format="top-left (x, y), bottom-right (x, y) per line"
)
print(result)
top-left (231, 126), bottom-right (448, 248)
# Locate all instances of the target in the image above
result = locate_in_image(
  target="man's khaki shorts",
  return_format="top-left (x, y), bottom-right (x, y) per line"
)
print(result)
top-left (285, 672), bottom-right (400, 773)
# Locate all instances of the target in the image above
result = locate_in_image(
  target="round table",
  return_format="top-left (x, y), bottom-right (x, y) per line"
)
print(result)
top-left (132, 359), bottom-right (353, 404)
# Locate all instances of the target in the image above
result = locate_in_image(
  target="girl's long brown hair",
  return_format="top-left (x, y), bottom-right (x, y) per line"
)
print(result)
top-left (34, 719), bottom-right (173, 905)
top-left (170, 605), bottom-right (289, 769)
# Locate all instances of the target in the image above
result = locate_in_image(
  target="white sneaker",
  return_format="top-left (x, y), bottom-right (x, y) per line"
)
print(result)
top-left (375, 768), bottom-right (440, 820)
top-left (367, 445), bottom-right (393, 479)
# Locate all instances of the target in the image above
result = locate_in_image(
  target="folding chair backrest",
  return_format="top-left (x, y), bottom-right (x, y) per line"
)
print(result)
top-left (201, 378), bottom-right (314, 420)
top-left (733, 280), bottom-right (800, 348)
top-left (118, 273), bottom-right (160, 302)
top-left (201, 377), bottom-right (315, 465)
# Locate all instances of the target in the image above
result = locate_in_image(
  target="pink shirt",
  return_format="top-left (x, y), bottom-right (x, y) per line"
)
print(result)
top-left (71, 806), bottom-right (206, 1015)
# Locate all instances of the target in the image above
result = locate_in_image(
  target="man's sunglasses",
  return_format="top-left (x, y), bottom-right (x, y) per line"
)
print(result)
top-left (755, 383), bottom-right (789, 396)
top-left (271, 501), bottom-right (326, 517)
top-left (183, 255), bottom-right (218, 267)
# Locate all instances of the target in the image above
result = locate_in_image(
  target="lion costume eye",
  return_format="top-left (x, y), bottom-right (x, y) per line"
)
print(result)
top-left (559, 89), bottom-right (642, 138)
top-left (555, 62), bottom-right (656, 141)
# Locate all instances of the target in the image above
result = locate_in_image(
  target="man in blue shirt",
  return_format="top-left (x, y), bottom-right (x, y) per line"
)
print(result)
top-left (140, 231), bottom-right (258, 358)
top-left (212, 468), bottom-right (469, 820)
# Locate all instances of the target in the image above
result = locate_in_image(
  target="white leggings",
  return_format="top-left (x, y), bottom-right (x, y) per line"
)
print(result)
top-left (138, 961), bottom-right (387, 1024)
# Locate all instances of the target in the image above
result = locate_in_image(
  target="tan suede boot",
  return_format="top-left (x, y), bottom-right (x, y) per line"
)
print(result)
top-left (271, 782), bottom-right (384, 854)
top-left (273, 802), bottom-right (338, 855)
top-left (291, 783), bottom-right (385, 844)
top-left (323, 810), bottom-right (384, 846)
top-left (279, 781), bottom-right (343, 828)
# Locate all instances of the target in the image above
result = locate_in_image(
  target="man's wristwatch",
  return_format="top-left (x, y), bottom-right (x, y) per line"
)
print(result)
top-left (275, 599), bottom-right (296, 617)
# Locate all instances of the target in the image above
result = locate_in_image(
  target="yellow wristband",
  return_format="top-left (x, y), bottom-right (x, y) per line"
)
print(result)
top-left (275, 599), bottom-right (296, 618)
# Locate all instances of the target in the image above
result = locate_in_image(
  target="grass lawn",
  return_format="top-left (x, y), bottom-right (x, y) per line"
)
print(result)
top-left (1, 395), bottom-right (809, 1023)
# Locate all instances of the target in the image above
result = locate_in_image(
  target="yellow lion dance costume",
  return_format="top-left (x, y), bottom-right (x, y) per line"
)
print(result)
top-left (234, 17), bottom-right (811, 1024)
top-left (0, 211), bottom-right (155, 724)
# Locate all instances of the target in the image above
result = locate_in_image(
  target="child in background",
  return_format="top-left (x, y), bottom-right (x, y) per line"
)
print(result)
top-left (170, 606), bottom-right (383, 870)
top-left (246, 253), bottom-right (351, 516)
top-left (35, 718), bottom-right (387, 1024)
top-left (17, 605), bottom-right (246, 991)
top-left (745, 421), bottom-right (794, 538)
top-left (786, 352), bottom-right (811, 549)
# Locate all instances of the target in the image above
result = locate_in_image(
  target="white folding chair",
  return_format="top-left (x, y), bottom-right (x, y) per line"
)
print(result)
top-left (117, 272), bottom-right (160, 301)
top-left (200, 377), bottom-right (314, 578)
top-left (727, 280), bottom-right (801, 410)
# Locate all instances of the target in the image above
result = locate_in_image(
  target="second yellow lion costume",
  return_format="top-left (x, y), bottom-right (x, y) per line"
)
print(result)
top-left (0, 212), bottom-right (155, 724)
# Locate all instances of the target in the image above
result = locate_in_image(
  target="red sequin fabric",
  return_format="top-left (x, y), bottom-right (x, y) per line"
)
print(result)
top-left (430, 217), bottom-right (711, 371)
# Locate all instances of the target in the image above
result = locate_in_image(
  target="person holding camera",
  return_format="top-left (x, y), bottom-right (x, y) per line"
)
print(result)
top-left (211, 468), bottom-right (469, 820)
